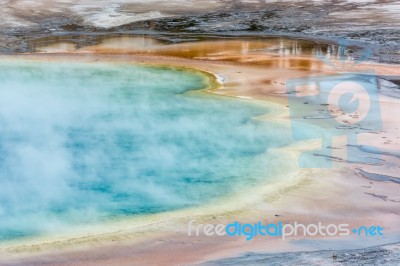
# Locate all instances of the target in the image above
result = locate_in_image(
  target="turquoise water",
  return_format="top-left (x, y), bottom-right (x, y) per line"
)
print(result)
top-left (0, 61), bottom-right (293, 241)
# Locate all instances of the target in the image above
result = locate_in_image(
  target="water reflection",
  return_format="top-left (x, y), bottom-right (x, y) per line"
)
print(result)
top-left (31, 35), bottom-right (361, 65)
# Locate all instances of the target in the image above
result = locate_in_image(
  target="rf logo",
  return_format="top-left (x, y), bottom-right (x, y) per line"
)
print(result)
top-left (286, 73), bottom-right (381, 168)
top-left (286, 39), bottom-right (382, 168)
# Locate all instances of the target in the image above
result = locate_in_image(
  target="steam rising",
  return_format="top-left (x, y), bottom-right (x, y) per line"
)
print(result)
top-left (0, 61), bottom-right (292, 240)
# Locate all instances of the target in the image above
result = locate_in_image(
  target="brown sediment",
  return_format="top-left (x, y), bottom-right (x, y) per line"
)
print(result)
top-left (0, 37), bottom-right (399, 265)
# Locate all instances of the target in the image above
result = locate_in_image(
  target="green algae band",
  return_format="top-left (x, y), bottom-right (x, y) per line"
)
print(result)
top-left (0, 61), bottom-right (292, 241)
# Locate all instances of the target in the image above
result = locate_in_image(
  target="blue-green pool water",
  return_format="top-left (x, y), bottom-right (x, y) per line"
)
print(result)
top-left (0, 61), bottom-right (293, 241)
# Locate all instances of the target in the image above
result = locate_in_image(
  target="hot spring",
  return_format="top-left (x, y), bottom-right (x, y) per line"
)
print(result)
top-left (0, 60), bottom-right (294, 241)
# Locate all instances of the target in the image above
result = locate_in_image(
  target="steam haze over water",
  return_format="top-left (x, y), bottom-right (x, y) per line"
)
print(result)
top-left (0, 61), bottom-right (293, 241)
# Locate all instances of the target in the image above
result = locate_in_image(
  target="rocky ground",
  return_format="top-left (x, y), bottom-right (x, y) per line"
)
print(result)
top-left (0, 0), bottom-right (399, 63)
top-left (202, 242), bottom-right (400, 266)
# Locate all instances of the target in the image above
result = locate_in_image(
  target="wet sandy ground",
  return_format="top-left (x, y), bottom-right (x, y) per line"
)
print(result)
top-left (0, 37), bottom-right (399, 265)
